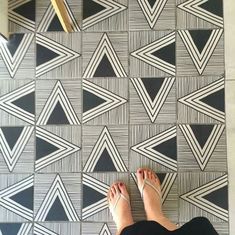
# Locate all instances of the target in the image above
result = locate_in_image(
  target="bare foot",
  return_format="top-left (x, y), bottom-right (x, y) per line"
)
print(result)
top-left (108, 182), bottom-right (134, 234)
top-left (137, 168), bottom-right (177, 231)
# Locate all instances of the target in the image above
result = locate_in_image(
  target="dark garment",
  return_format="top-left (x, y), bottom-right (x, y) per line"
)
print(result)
top-left (120, 217), bottom-right (218, 235)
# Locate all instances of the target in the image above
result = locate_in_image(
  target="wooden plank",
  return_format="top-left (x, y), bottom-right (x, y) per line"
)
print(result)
top-left (50, 0), bottom-right (73, 33)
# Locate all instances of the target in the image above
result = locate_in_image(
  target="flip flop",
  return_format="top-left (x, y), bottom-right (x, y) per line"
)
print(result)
top-left (108, 187), bottom-right (130, 216)
top-left (139, 178), bottom-right (162, 204)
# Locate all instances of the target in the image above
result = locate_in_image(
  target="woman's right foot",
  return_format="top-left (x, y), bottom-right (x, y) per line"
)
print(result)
top-left (136, 168), bottom-right (177, 231)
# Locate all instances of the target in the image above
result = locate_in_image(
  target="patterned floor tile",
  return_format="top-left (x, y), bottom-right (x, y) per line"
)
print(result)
top-left (36, 0), bottom-right (82, 33)
top-left (82, 173), bottom-right (129, 221)
top-left (178, 124), bottom-right (227, 171)
top-left (177, 29), bottom-right (224, 76)
top-left (82, 32), bottom-right (128, 78)
top-left (177, 76), bottom-right (225, 123)
top-left (0, 222), bottom-right (33, 235)
top-left (82, 79), bottom-right (128, 124)
top-left (36, 32), bottom-right (81, 79)
top-left (82, 0), bottom-right (128, 32)
top-left (35, 126), bottom-right (81, 173)
top-left (0, 33), bottom-right (35, 79)
top-left (0, 126), bottom-right (34, 173)
top-left (130, 77), bottom-right (176, 124)
top-left (34, 222), bottom-right (80, 235)
top-left (36, 80), bottom-right (81, 125)
top-left (0, 80), bottom-right (35, 126)
top-left (34, 173), bottom-right (81, 222)
top-left (82, 125), bottom-right (128, 172)
top-left (176, 0), bottom-right (224, 29)
top-left (129, 0), bottom-right (175, 30)
top-left (178, 172), bottom-right (228, 222)
top-left (130, 31), bottom-right (176, 77)
top-left (8, 0), bottom-right (35, 33)
top-left (0, 174), bottom-right (34, 222)
top-left (130, 124), bottom-right (177, 172)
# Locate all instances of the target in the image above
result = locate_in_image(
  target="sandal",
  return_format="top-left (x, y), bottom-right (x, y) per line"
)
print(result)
top-left (139, 178), bottom-right (162, 204)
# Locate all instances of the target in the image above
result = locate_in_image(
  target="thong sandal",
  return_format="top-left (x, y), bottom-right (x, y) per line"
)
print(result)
top-left (139, 178), bottom-right (162, 204)
top-left (109, 191), bottom-right (130, 216)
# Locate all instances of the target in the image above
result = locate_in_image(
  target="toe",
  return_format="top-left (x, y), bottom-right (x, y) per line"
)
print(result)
top-left (113, 183), bottom-right (120, 194)
top-left (118, 182), bottom-right (128, 196)
top-left (144, 169), bottom-right (148, 179)
top-left (137, 168), bottom-right (144, 185)
top-left (111, 184), bottom-right (116, 195)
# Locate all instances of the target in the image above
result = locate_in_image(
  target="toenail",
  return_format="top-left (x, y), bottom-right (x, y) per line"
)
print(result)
top-left (120, 182), bottom-right (123, 186)
top-left (139, 170), bottom-right (142, 173)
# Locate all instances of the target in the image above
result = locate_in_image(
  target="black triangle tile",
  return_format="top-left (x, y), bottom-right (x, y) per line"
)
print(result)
top-left (36, 44), bottom-right (60, 67)
top-left (83, 90), bottom-right (106, 113)
top-left (36, 137), bottom-right (60, 161)
top-left (45, 196), bottom-right (69, 221)
top-left (152, 136), bottom-right (177, 161)
top-left (6, 34), bottom-right (24, 57)
top-left (190, 125), bottom-right (214, 149)
top-left (147, 0), bottom-right (157, 8)
top-left (12, 92), bottom-right (35, 115)
top-left (188, 30), bottom-right (213, 53)
top-left (10, 186), bottom-right (34, 210)
top-left (46, 101), bottom-right (70, 125)
top-left (203, 185), bottom-right (228, 210)
top-left (140, 77), bottom-right (165, 102)
top-left (1, 127), bottom-right (24, 150)
top-left (200, 88), bottom-right (225, 112)
top-left (0, 223), bottom-right (22, 235)
top-left (93, 54), bottom-right (116, 77)
top-left (199, 0), bottom-right (223, 17)
top-left (13, 0), bottom-right (35, 21)
top-left (93, 148), bottom-right (117, 172)
top-left (83, 0), bottom-right (106, 20)
top-left (47, 14), bottom-right (64, 31)
top-left (83, 184), bottom-right (106, 209)
top-left (151, 42), bottom-right (175, 65)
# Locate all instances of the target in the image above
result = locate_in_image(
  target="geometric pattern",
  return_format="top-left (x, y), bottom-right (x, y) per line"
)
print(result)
top-left (180, 174), bottom-right (228, 221)
top-left (99, 223), bottom-right (112, 235)
top-left (34, 223), bottom-right (58, 235)
top-left (0, 34), bottom-right (34, 78)
top-left (36, 81), bottom-right (80, 125)
top-left (36, 34), bottom-right (80, 77)
top-left (82, 0), bottom-right (127, 30)
top-left (82, 80), bottom-right (127, 123)
top-left (178, 29), bottom-right (223, 75)
top-left (0, 126), bottom-right (34, 172)
top-left (35, 174), bottom-right (80, 222)
top-left (83, 126), bottom-right (128, 172)
top-left (131, 172), bottom-right (177, 203)
top-left (0, 81), bottom-right (35, 125)
top-left (130, 77), bottom-right (175, 123)
top-left (179, 124), bottom-right (225, 171)
top-left (177, 0), bottom-right (224, 28)
top-left (0, 223), bottom-right (32, 235)
top-left (37, 0), bottom-right (80, 32)
top-left (0, 175), bottom-right (34, 221)
top-left (35, 127), bottom-right (80, 172)
top-left (83, 33), bottom-right (127, 78)
top-left (137, 0), bottom-right (168, 29)
top-left (131, 31), bottom-right (176, 76)
top-left (178, 77), bottom-right (225, 122)
top-left (8, 0), bottom-right (35, 31)
top-left (82, 174), bottom-right (109, 220)
top-left (131, 126), bottom-right (177, 171)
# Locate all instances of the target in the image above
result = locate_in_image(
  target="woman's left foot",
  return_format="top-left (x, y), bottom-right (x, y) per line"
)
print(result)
top-left (108, 182), bottom-right (134, 233)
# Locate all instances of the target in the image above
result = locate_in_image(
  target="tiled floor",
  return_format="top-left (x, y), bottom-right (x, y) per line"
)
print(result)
top-left (0, 0), bottom-right (229, 234)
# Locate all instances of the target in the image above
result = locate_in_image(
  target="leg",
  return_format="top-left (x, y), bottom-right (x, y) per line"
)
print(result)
top-left (136, 168), bottom-right (177, 231)
top-left (108, 182), bottom-right (134, 235)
